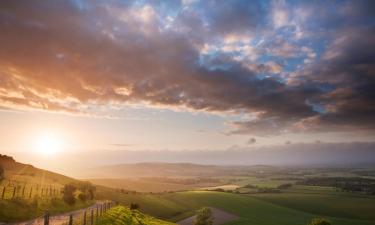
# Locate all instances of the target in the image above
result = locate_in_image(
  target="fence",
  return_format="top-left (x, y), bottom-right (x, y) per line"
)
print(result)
top-left (12, 201), bottom-right (113, 225)
top-left (0, 184), bottom-right (62, 200)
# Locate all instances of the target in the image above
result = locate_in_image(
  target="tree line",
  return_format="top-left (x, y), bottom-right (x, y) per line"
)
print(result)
top-left (297, 177), bottom-right (375, 195)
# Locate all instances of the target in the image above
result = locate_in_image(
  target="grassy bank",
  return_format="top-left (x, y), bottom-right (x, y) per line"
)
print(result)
top-left (0, 197), bottom-right (94, 223)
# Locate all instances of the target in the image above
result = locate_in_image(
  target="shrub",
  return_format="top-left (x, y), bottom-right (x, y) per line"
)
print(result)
top-left (194, 207), bottom-right (213, 225)
top-left (78, 193), bottom-right (87, 202)
top-left (278, 183), bottom-right (293, 189)
top-left (62, 183), bottom-right (77, 205)
top-left (130, 203), bottom-right (139, 210)
top-left (78, 181), bottom-right (96, 200)
top-left (308, 218), bottom-right (331, 225)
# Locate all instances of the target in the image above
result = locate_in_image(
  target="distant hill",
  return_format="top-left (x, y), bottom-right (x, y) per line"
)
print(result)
top-left (82, 162), bottom-right (276, 178)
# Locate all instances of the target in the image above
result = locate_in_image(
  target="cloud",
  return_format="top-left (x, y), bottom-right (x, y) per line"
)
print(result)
top-left (289, 27), bottom-right (375, 133)
top-left (247, 137), bottom-right (256, 145)
top-left (0, 0), bottom-right (374, 137)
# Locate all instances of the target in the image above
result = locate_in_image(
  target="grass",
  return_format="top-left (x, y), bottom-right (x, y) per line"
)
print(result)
top-left (0, 197), bottom-right (94, 223)
top-left (98, 189), bottom-right (375, 225)
top-left (165, 191), bottom-right (375, 225)
top-left (0, 157), bottom-right (95, 223)
top-left (252, 192), bottom-right (375, 220)
top-left (97, 205), bottom-right (176, 225)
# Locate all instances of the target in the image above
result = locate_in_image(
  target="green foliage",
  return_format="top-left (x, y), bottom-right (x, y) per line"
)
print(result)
top-left (78, 193), bottom-right (87, 202)
top-left (62, 181), bottom-right (96, 205)
top-left (78, 181), bottom-right (96, 200)
top-left (277, 183), bottom-right (293, 189)
top-left (130, 202), bottom-right (140, 210)
top-left (194, 207), bottom-right (213, 225)
top-left (62, 183), bottom-right (77, 205)
top-left (97, 205), bottom-right (175, 225)
top-left (308, 218), bottom-right (331, 225)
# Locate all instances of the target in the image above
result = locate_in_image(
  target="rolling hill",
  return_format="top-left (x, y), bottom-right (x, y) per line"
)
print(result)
top-left (0, 154), bottom-right (76, 187)
top-left (0, 154), bottom-right (94, 222)
top-left (81, 162), bottom-right (276, 178)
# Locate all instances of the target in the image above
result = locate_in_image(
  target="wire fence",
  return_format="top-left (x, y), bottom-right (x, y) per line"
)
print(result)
top-left (0, 182), bottom-right (62, 200)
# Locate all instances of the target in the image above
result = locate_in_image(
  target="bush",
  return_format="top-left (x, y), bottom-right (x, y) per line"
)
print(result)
top-left (278, 183), bottom-right (293, 189)
top-left (194, 207), bottom-right (213, 225)
top-left (78, 181), bottom-right (96, 200)
top-left (78, 193), bottom-right (87, 202)
top-left (62, 183), bottom-right (77, 205)
top-left (308, 218), bottom-right (331, 225)
top-left (130, 203), bottom-right (139, 210)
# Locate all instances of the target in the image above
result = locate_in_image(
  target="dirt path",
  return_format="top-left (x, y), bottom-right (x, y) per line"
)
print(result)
top-left (177, 207), bottom-right (239, 225)
top-left (8, 201), bottom-right (109, 225)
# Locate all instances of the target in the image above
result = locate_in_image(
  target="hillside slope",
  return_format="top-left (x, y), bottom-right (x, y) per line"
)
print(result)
top-left (0, 154), bottom-right (94, 223)
top-left (0, 154), bottom-right (76, 187)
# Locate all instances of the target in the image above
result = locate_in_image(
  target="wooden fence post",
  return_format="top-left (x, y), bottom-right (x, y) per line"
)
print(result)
top-left (68, 214), bottom-right (73, 225)
top-left (83, 211), bottom-right (87, 225)
top-left (29, 188), bottom-right (33, 198)
top-left (100, 204), bottom-right (102, 216)
top-left (12, 187), bottom-right (16, 199)
top-left (44, 211), bottom-right (49, 225)
top-left (1, 187), bottom-right (5, 199)
top-left (96, 205), bottom-right (99, 221)
top-left (90, 209), bottom-right (94, 225)
top-left (22, 186), bottom-right (25, 198)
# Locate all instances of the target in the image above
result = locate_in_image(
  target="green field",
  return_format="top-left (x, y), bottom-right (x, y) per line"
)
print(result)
top-left (98, 190), bottom-right (375, 225)
top-left (253, 192), bottom-right (375, 220)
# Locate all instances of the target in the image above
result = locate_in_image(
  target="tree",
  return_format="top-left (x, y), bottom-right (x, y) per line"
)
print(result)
top-left (63, 183), bottom-right (77, 205)
top-left (194, 207), bottom-right (213, 225)
top-left (308, 218), bottom-right (331, 225)
top-left (78, 181), bottom-right (96, 200)
top-left (130, 203), bottom-right (139, 210)
top-left (78, 193), bottom-right (87, 202)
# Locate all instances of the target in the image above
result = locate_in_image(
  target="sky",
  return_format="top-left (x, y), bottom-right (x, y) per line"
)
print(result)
top-left (0, 0), bottom-right (374, 171)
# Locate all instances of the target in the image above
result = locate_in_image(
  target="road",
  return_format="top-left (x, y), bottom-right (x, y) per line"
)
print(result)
top-left (7, 201), bottom-right (110, 225)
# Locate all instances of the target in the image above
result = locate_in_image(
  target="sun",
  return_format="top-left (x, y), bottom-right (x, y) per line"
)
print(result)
top-left (35, 133), bottom-right (61, 155)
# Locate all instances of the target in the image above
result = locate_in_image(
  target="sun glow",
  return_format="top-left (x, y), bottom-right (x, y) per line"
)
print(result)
top-left (35, 133), bottom-right (62, 155)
